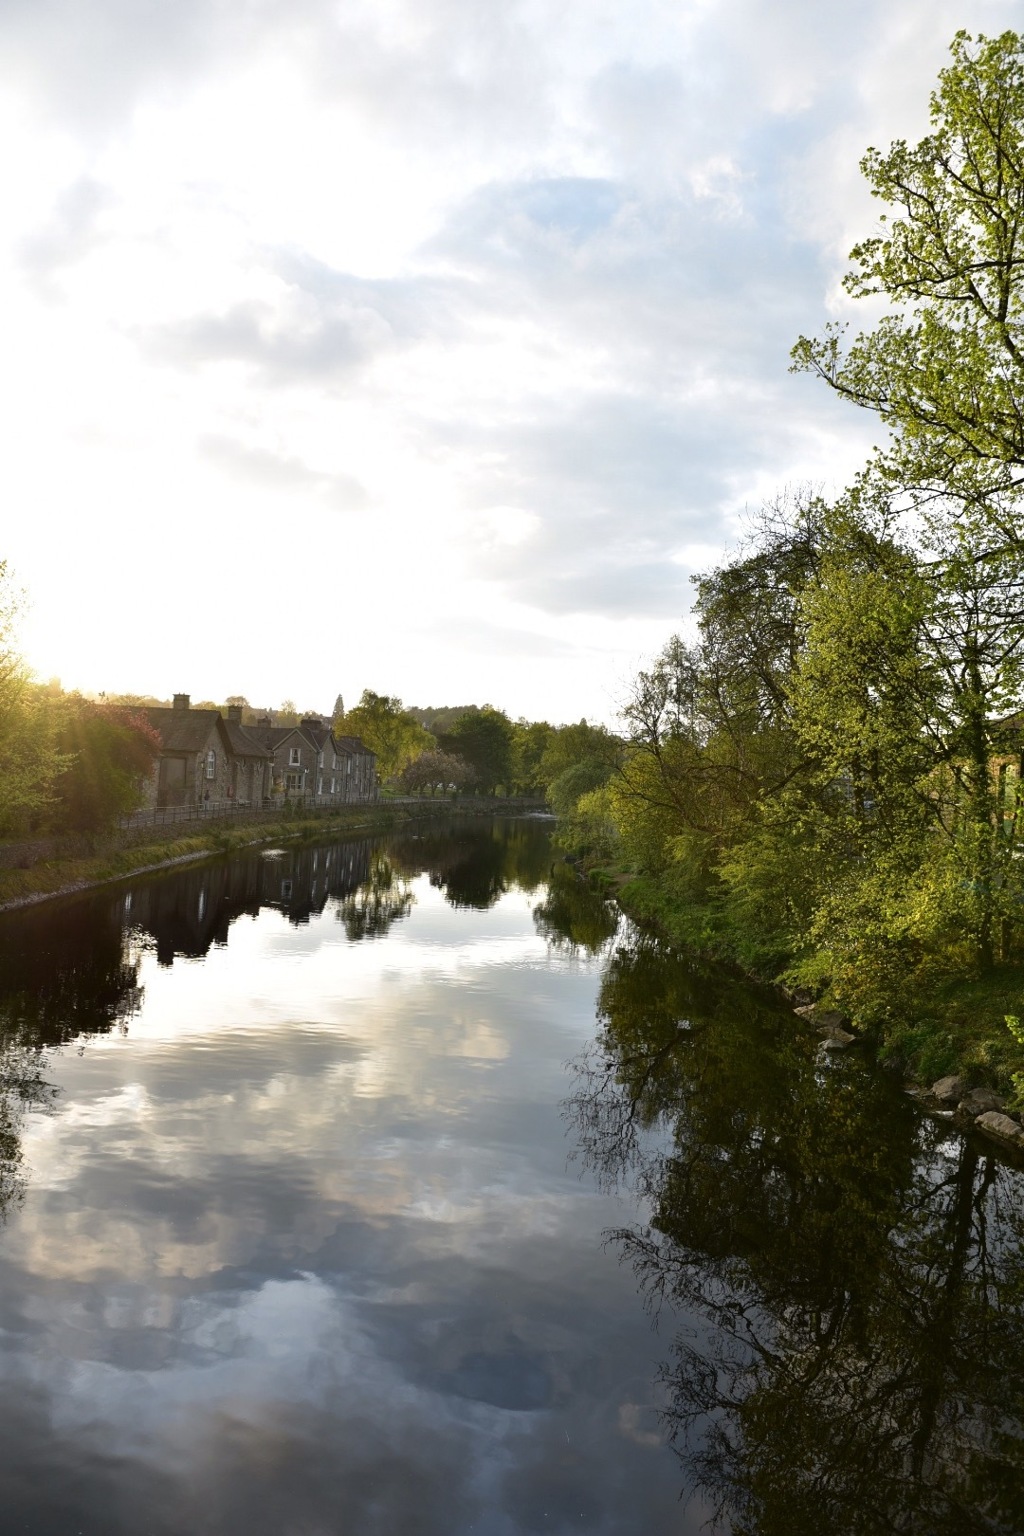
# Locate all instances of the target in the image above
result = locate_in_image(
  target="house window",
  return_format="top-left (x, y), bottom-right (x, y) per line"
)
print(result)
top-left (347, 759), bottom-right (352, 774)
top-left (332, 754), bottom-right (337, 769)
top-left (317, 774), bottom-right (323, 794)
top-left (286, 772), bottom-right (299, 791)
top-left (318, 751), bottom-right (324, 767)
top-left (289, 747), bottom-right (301, 766)
top-left (330, 777), bottom-right (335, 794)
top-left (205, 750), bottom-right (216, 780)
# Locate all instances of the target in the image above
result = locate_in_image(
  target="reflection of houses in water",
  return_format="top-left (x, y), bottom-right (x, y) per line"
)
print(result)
top-left (126, 840), bottom-right (373, 964)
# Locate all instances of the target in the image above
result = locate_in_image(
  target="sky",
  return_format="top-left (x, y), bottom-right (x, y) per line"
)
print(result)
top-left (0, 0), bottom-right (1018, 725)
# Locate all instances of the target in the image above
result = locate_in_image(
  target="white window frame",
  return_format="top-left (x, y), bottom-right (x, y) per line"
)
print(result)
top-left (289, 746), bottom-right (301, 766)
top-left (205, 749), bottom-right (216, 780)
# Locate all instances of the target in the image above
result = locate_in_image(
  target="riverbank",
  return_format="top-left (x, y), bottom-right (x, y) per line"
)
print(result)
top-left (585, 862), bottom-right (1024, 1125)
top-left (0, 797), bottom-right (547, 913)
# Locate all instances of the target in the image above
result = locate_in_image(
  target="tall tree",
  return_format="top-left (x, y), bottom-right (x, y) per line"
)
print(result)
top-left (438, 708), bottom-right (514, 794)
top-left (49, 698), bottom-right (161, 833)
top-left (341, 691), bottom-right (433, 780)
top-left (792, 30), bottom-right (1024, 508)
top-left (0, 565), bottom-right (67, 835)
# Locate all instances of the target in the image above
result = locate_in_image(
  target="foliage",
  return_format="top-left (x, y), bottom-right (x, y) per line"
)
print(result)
top-left (592, 479), bottom-right (1024, 1070)
top-left (437, 707), bottom-right (514, 794)
top-left (509, 719), bottom-right (553, 795)
top-left (792, 30), bottom-right (1024, 504)
top-left (1006, 1014), bottom-right (1024, 1110)
top-left (0, 567), bottom-right (69, 836)
top-left (339, 691), bottom-right (434, 780)
top-left (48, 696), bottom-right (161, 833)
top-left (397, 748), bottom-right (475, 796)
top-left (547, 757), bottom-right (611, 816)
top-left (405, 703), bottom-right (482, 735)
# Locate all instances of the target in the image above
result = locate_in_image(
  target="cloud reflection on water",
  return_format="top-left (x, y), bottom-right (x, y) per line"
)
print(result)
top-left (0, 823), bottom-right (690, 1535)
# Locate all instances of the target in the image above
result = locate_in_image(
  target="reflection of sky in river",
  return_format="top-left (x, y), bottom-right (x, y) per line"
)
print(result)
top-left (0, 874), bottom-right (698, 1534)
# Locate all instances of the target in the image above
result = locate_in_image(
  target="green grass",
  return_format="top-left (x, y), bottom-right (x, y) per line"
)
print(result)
top-left (879, 966), bottom-right (1024, 1090)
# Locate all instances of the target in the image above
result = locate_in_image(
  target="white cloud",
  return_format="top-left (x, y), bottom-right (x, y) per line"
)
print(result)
top-left (0, 0), bottom-right (1014, 721)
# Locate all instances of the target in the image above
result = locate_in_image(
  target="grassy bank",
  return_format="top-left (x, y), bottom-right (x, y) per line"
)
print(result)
top-left (0, 800), bottom-right (470, 912)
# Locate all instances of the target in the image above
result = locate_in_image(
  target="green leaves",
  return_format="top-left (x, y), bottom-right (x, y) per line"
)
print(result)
top-left (793, 30), bottom-right (1024, 500)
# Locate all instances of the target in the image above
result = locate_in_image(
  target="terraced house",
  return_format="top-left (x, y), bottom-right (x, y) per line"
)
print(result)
top-left (140, 696), bottom-right (377, 810)
top-left (247, 716), bottom-right (376, 802)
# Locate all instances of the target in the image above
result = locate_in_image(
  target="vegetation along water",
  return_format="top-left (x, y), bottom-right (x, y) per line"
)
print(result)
top-left (0, 816), bottom-right (1020, 1535)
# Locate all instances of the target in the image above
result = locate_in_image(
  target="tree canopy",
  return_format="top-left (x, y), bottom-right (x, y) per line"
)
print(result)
top-left (792, 30), bottom-right (1024, 506)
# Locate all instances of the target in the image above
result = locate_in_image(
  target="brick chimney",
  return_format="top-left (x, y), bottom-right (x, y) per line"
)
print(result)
top-left (227, 705), bottom-right (243, 723)
top-left (173, 693), bottom-right (190, 711)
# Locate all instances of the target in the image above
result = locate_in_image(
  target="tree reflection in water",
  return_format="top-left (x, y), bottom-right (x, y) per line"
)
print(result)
top-left (565, 930), bottom-right (1024, 1536)
top-left (532, 863), bottom-right (618, 955)
top-left (388, 818), bottom-right (552, 910)
top-left (336, 852), bottom-right (415, 939)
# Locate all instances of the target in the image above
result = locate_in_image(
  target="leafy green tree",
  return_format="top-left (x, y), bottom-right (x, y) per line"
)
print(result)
top-left (617, 497), bottom-right (823, 869)
top-left (438, 707), bottom-right (514, 794)
top-left (510, 719), bottom-right (553, 795)
top-left (0, 566), bottom-right (68, 836)
top-left (792, 30), bottom-right (1024, 506)
top-left (49, 697), bottom-right (161, 833)
top-left (341, 691), bottom-right (433, 780)
top-left (397, 749), bottom-right (475, 796)
top-left (547, 757), bottom-right (612, 816)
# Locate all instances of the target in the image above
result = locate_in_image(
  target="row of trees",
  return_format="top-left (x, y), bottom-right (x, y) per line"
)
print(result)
top-left (334, 689), bottom-right (621, 802)
top-left (563, 32), bottom-right (1024, 1059)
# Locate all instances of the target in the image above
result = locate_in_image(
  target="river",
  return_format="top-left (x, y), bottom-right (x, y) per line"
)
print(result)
top-left (0, 816), bottom-right (1020, 1535)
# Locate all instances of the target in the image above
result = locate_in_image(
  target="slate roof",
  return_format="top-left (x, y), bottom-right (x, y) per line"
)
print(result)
top-left (333, 735), bottom-right (376, 757)
top-left (222, 720), bottom-right (273, 760)
top-left (143, 707), bottom-right (227, 754)
top-left (301, 721), bottom-right (333, 751)
top-left (246, 724), bottom-right (313, 753)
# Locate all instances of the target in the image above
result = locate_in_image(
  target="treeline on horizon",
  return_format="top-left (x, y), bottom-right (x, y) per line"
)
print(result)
top-left (556, 31), bottom-right (1024, 1095)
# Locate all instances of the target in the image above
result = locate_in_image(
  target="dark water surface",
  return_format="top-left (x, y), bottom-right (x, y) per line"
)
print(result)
top-left (0, 817), bottom-right (1021, 1535)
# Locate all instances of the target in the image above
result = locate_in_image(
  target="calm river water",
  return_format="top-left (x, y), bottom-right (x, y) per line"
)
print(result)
top-left (0, 816), bottom-right (1021, 1536)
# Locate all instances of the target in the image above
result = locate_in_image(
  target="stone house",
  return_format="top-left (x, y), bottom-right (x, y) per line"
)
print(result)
top-left (221, 705), bottom-right (273, 804)
top-left (248, 719), bottom-right (321, 798)
top-left (250, 716), bottom-right (378, 803)
top-left (140, 697), bottom-right (377, 810)
top-left (332, 734), bottom-right (377, 800)
top-left (139, 695), bottom-right (236, 810)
